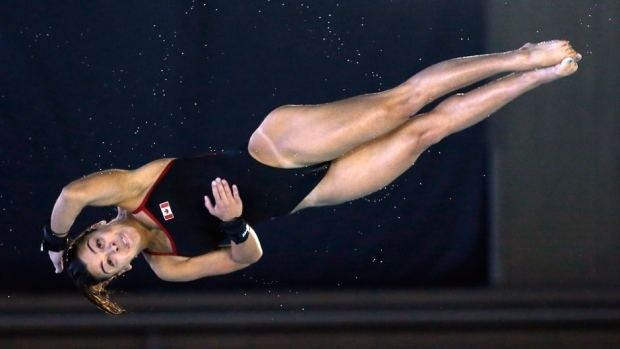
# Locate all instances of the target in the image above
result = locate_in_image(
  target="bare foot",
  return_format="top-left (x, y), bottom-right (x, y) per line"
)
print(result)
top-left (552, 56), bottom-right (579, 77)
top-left (518, 40), bottom-right (581, 69)
top-left (531, 56), bottom-right (579, 83)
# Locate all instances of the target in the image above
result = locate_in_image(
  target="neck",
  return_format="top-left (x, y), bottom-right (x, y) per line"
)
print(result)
top-left (118, 217), bottom-right (153, 251)
top-left (119, 217), bottom-right (172, 253)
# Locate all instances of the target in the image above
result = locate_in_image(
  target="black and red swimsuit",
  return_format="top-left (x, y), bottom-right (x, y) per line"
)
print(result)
top-left (132, 146), bottom-right (330, 256)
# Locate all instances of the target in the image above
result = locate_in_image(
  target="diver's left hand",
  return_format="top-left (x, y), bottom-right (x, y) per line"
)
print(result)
top-left (204, 177), bottom-right (243, 222)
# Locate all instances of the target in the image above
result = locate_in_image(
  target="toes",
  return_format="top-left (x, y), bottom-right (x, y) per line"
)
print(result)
top-left (561, 57), bottom-right (574, 65)
top-left (565, 47), bottom-right (582, 62)
top-left (558, 57), bottom-right (578, 75)
top-left (551, 39), bottom-right (568, 46)
top-left (565, 45), bottom-right (580, 58)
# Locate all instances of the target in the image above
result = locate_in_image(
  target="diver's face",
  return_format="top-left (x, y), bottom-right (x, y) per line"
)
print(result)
top-left (77, 222), bottom-right (142, 279)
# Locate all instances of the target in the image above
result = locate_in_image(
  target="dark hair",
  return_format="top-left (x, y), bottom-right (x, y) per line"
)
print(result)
top-left (64, 227), bottom-right (127, 315)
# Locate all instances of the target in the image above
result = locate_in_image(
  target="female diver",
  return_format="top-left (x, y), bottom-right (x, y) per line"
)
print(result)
top-left (42, 41), bottom-right (581, 314)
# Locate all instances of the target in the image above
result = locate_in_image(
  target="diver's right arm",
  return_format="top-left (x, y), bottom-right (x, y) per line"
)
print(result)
top-left (51, 169), bottom-right (138, 234)
top-left (50, 158), bottom-right (172, 233)
top-left (45, 169), bottom-right (140, 273)
top-left (46, 159), bottom-right (171, 272)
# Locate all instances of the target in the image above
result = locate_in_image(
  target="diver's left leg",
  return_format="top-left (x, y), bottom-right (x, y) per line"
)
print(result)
top-left (293, 57), bottom-right (579, 210)
top-left (249, 41), bottom-right (579, 168)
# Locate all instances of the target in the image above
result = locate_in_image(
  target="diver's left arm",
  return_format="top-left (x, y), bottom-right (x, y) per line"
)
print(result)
top-left (204, 177), bottom-right (263, 264)
top-left (146, 177), bottom-right (263, 281)
top-left (145, 246), bottom-right (258, 282)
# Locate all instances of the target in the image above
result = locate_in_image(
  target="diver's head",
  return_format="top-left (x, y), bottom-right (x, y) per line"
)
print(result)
top-left (64, 217), bottom-right (148, 315)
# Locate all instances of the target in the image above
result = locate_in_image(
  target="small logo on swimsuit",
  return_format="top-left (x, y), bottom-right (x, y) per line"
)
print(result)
top-left (159, 201), bottom-right (175, 221)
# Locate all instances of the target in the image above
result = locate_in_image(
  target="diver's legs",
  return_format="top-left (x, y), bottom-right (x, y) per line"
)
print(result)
top-left (250, 41), bottom-right (579, 167)
top-left (293, 57), bottom-right (579, 209)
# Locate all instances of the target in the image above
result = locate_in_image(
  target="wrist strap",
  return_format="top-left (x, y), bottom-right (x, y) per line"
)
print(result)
top-left (41, 224), bottom-right (69, 253)
top-left (220, 218), bottom-right (250, 244)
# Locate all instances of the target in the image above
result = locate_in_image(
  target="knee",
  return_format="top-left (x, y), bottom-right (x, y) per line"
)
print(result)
top-left (399, 78), bottom-right (434, 108)
top-left (251, 105), bottom-right (292, 152)
top-left (418, 126), bottom-right (447, 147)
top-left (247, 129), bottom-right (265, 155)
top-left (263, 105), bottom-right (292, 125)
top-left (376, 84), bottom-right (425, 118)
top-left (434, 93), bottom-right (465, 115)
top-left (407, 115), bottom-right (450, 148)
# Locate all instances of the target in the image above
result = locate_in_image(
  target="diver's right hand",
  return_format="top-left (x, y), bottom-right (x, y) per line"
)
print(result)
top-left (48, 250), bottom-right (64, 273)
top-left (41, 223), bottom-right (69, 273)
top-left (43, 220), bottom-right (107, 274)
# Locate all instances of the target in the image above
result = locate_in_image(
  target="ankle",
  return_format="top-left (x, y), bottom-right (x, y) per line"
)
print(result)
top-left (521, 68), bottom-right (552, 85)
top-left (508, 49), bottom-right (533, 70)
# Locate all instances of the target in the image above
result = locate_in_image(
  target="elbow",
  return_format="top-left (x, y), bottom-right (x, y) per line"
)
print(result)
top-left (248, 245), bottom-right (264, 264)
top-left (61, 183), bottom-right (86, 205)
top-left (250, 248), bottom-right (263, 264)
top-left (233, 248), bottom-right (263, 265)
top-left (60, 185), bottom-right (76, 199)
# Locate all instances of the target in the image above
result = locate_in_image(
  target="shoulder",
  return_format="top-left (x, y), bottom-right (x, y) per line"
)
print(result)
top-left (118, 158), bottom-right (176, 209)
top-left (60, 158), bottom-right (177, 208)
top-left (129, 158), bottom-right (175, 186)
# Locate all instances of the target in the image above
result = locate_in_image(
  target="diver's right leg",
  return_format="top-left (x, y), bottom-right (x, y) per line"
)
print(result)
top-left (293, 57), bottom-right (579, 209)
top-left (249, 41), bottom-right (579, 168)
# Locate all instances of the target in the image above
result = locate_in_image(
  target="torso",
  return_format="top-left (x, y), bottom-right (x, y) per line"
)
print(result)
top-left (118, 148), bottom-right (278, 222)
top-left (118, 149), bottom-right (329, 255)
top-left (117, 158), bottom-right (176, 253)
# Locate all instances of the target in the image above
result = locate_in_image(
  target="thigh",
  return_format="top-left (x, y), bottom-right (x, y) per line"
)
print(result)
top-left (248, 86), bottom-right (415, 168)
top-left (293, 115), bottom-right (445, 210)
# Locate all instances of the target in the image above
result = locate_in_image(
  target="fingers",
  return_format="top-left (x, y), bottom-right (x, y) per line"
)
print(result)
top-left (211, 179), bottom-right (222, 202)
top-left (212, 178), bottom-right (235, 203)
top-left (204, 195), bottom-right (214, 213)
top-left (221, 179), bottom-right (233, 199)
top-left (215, 179), bottom-right (228, 202)
top-left (49, 251), bottom-right (64, 273)
top-left (91, 220), bottom-right (107, 229)
top-left (57, 259), bottom-right (64, 274)
top-left (204, 178), bottom-right (242, 221)
top-left (232, 184), bottom-right (240, 201)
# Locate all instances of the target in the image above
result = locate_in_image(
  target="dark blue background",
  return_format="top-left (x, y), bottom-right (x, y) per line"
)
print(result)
top-left (0, 1), bottom-right (487, 293)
